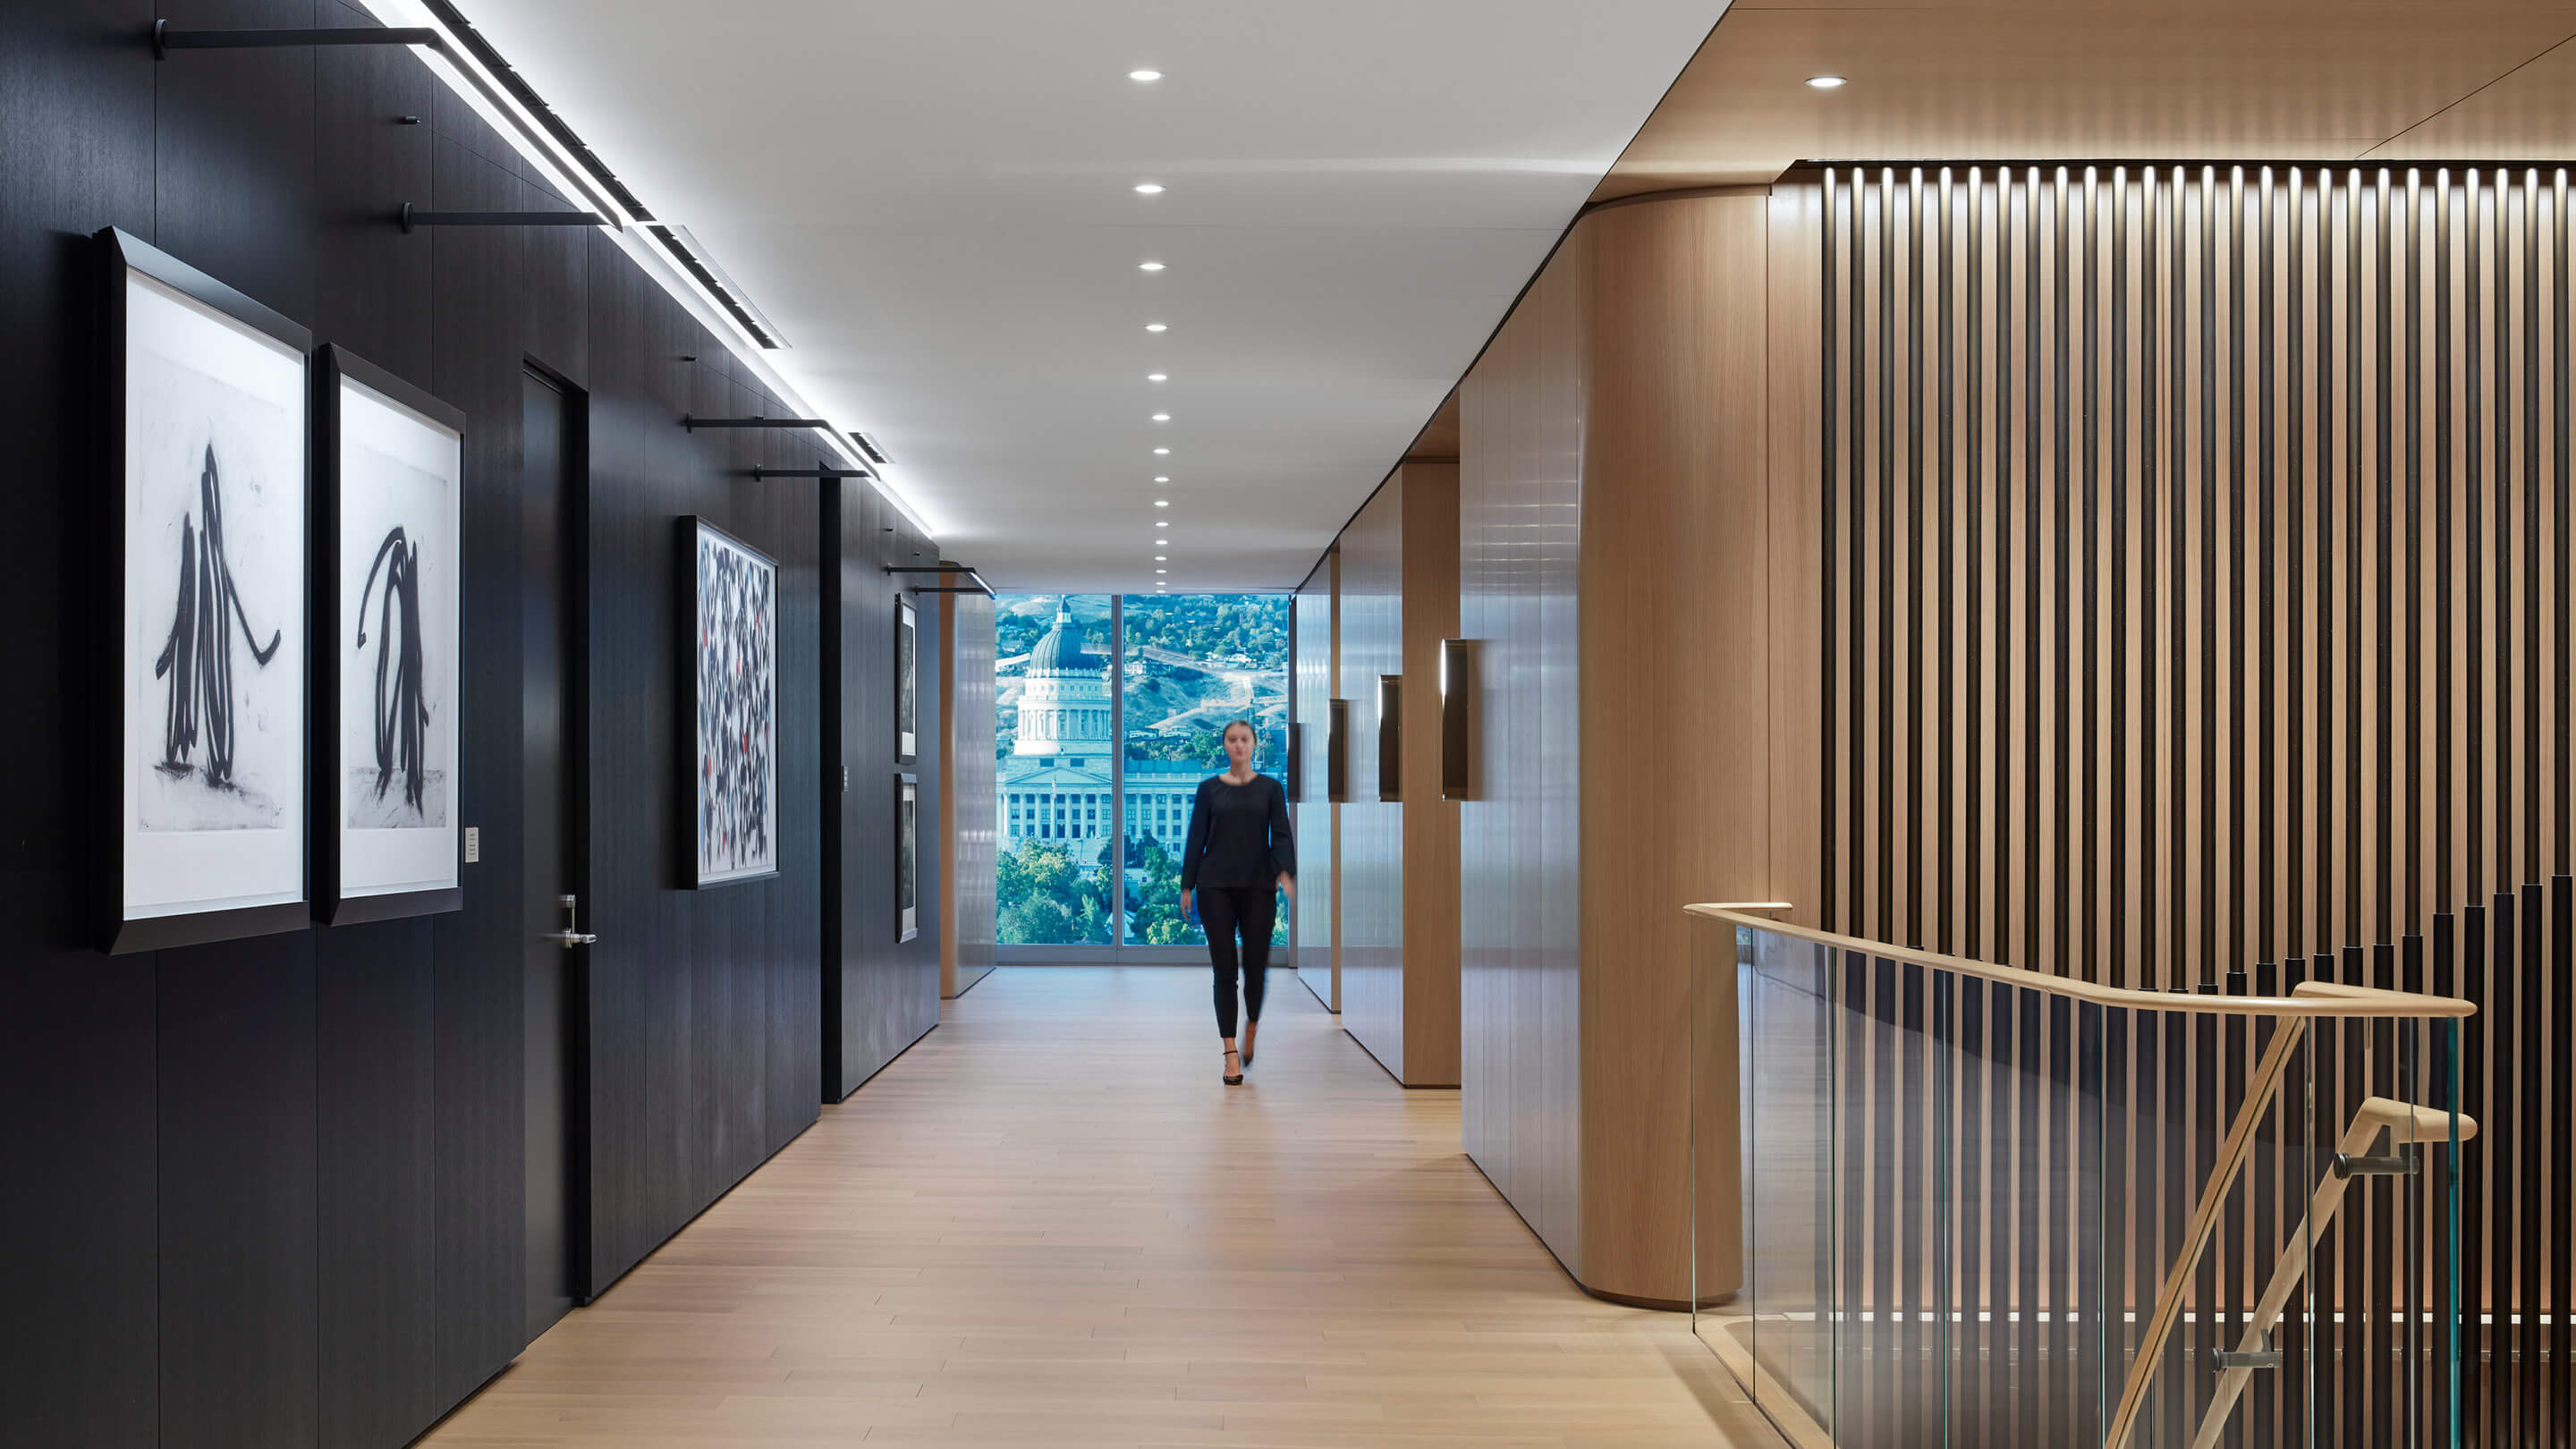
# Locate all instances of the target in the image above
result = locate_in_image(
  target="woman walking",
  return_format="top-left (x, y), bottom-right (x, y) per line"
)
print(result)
top-left (1178, 719), bottom-right (1295, 1085)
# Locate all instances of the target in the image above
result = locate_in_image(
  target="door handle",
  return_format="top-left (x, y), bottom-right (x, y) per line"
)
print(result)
top-left (542, 894), bottom-right (597, 948)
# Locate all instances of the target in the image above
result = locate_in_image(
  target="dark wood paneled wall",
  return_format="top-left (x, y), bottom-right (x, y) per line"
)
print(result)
top-left (943, 589), bottom-right (996, 998)
top-left (822, 481), bottom-right (943, 1097)
top-left (1821, 163), bottom-right (2575, 977)
top-left (0, 4), bottom-right (934, 1445)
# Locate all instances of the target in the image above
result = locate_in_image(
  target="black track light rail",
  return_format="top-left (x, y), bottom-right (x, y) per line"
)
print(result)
top-left (685, 416), bottom-right (833, 432)
top-left (399, 203), bottom-right (606, 233)
top-left (748, 466), bottom-right (873, 481)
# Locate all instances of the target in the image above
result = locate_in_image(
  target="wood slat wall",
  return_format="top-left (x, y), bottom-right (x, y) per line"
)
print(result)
top-left (1816, 163), bottom-right (2576, 1446)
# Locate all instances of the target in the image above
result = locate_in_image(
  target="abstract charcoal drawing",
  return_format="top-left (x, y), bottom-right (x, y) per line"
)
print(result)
top-left (355, 524), bottom-right (429, 815)
top-left (694, 522), bottom-right (778, 883)
top-left (151, 443), bottom-right (284, 819)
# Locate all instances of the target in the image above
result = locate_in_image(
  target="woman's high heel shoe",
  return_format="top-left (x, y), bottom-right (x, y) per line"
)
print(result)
top-left (1222, 1048), bottom-right (1243, 1086)
top-left (1240, 1023), bottom-right (1256, 1069)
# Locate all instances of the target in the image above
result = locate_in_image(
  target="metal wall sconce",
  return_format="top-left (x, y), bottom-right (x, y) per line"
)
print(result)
top-left (1439, 639), bottom-right (1474, 801)
top-left (1326, 699), bottom-right (1350, 803)
top-left (884, 564), bottom-right (995, 599)
top-left (1377, 674), bottom-right (1402, 802)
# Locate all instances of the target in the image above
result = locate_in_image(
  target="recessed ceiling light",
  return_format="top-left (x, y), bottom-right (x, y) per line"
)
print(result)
top-left (1156, 521), bottom-right (1169, 528)
top-left (1805, 74), bottom-right (1846, 89)
top-left (1128, 69), bottom-right (1163, 81)
top-left (1133, 182), bottom-right (1165, 195)
top-left (1153, 475), bottom-right (1169, 482)
top-left (1156, 555), bottom-right (1168, 561)
top-left (1154, 500), bottom-right (1170, 507)
top-left (1151, 412), bottom-right (1171, 422)
top-left (1138, 261), bottom-right (1165, 272)
top-left (1153, 446), bottom-right (1170, 454)
top-left (1157, 569), bottom-right (1167, 574)
top-left (1147, 373), bottom-right (1167, 382)
top-left (1145, 323), bottom-right (1167, 333)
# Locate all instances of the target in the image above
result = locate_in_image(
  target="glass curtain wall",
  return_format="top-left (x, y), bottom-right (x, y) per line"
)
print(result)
top-left (1119, 594), bottom-right (1290, 946)
top-left (992, 592), bottom-right (1291, 953)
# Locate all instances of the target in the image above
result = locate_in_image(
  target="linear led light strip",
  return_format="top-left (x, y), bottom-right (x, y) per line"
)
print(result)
top-left (348, 0), bottom-right (931, 535)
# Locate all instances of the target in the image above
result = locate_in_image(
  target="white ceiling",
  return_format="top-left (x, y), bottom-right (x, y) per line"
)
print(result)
top-left (457, 0), bottom-right (1729, 590)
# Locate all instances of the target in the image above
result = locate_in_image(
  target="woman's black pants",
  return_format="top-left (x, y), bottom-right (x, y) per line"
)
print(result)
top-left (1199, 884), bottom-right (1275, 1038)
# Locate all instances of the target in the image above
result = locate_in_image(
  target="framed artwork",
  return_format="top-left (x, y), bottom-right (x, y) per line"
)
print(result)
top-left (102, 228), bottom-right (312, 953)
top-left (895, 594), bottom-right (918, 759)
top-left (896, 772), bottom-right (919, 942)
top-left (313, 346), bottom-right (464, 923)
top-left (685, 517), bottom-right (779, 886)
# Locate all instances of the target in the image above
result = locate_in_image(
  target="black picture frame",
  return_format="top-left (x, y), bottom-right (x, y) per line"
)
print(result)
top-left (895, 593), bottom-right (918, 761)
top-left (312, 344), bottom-right (466, 924)
top-left (98, 227), bottom-right (315, 954)
top-left (897, 772), bottom-right (919, 942)
top-left (682, 516), bottom-right (783, 888)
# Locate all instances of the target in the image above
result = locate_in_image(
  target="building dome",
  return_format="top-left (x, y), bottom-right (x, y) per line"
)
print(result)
top-left (1029, 603), bottom-right (1091, 675)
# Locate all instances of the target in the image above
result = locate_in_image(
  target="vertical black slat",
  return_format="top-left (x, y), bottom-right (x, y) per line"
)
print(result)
top-left (1938, 169), bottom-right (1956, 957)
top-left (1846, 171), bottom-right (1868, 936)
top-left (1903, 168), bottom-right (1924, 953)
top-left (1880, 170), bottom-right (1898, 944)
top-left (2465, 177), bottom-right (2486, 908)
top-left (2522, 173), bottom-right (2542, 886)
top-left (2077, 168), bottom-right (2098, 993)
top-left (2226, 167), bottom-right (2250, 972)
top-left (2169, 165), bottom-right (2192, 991)
top-left (1823, 170), bottom-right (1840, 932)
top-left (2378, 173), bottom-right (2401, 943)
top-left (2546, 877), bottom-right (2572, 1443)
top-left (2054, 166), bottom-right (2075, 987)
top-left (2558, 180), bottom-right (2572, 876)
top-left (2111, 171), bottom-right (2130, 996)
top-left (1997, 170), bottom-right (2021, 970)
top-left (2462, 902), bottom-right (2491, 1444)
top-left (2345, 173), bottom-right (2367, 946)
top-left (2287, 172), bottom-right (2308, 964)
top-left (2438, 176), bottom-right (2459, 919)
top-left (2139, 171), bottom-right (2162, 992)
top-left (2200, 166), bottom-right (2223, 979)
top-left (2512, 880), bottom-right (2539, 1449)
top-left (2258, 167), bottom-right (2278, 969)
top-left (2316, 173), bottom-right (2340, 958)
top-left (2030, 165), bottom-right (2049, 979)
top-left (2411, 174), bottom-right (2432, 933)
top-left (1966, 170), bottom-right (1986, 962)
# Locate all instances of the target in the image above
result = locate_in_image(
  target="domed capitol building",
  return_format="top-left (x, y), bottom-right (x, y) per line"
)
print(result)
top-left (997, 601), bottom-right (1213, 866)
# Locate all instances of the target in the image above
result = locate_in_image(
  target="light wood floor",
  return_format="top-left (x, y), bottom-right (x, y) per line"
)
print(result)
top-left (421, 967), bottom-right (1785, 1448)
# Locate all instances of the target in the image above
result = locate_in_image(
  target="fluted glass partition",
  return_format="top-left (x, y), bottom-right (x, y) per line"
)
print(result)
top-left (1690, 907), bottom-right (2469, 1448)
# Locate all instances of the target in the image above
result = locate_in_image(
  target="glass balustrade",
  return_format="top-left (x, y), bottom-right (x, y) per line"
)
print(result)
top-left (1690, 907), bottom-right (2469, 1448)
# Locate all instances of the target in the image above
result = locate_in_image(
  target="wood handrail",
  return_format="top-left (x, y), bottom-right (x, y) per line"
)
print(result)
top-left (1685, 905), bottom-right (2476, 1020)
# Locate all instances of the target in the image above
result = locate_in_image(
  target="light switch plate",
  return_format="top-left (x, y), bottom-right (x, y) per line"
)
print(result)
top-left (463, 826), bottom-right (479, 863)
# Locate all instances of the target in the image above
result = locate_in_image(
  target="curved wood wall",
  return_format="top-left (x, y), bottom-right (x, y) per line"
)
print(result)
top-left (1459, 190), bottom-right (1822, 1304)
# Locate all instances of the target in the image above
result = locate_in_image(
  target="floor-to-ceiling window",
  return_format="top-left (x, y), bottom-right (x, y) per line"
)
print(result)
top-left (1120, 594), bottom-right (1291, 945)
top-left (995, 595), bottom-right (1114, 945)
top-left (993, 592), bottom-right (1291, 955)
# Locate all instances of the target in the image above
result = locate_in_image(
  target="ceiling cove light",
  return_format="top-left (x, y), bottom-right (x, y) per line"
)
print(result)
top-left (1145, 322), bottom-right (1167, 333)
top-left (1138, 261), bottom-right (1165, 272)
top-left (1805, 74), bottom-right (1847, 89)
top-left (1128, 69), bottom-right (1163, 81)
top-left (1132, 182), bottom-right (1165, 195)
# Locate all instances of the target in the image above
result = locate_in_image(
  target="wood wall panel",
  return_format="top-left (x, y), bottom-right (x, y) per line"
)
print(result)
top-left (1823, 162), bottom-right (2575, 975)
top-left (1339, 479), bottom-right (1404, 1072)
top-left (1293, 553), bottom-right (1339, 1010)
top-left (943, 589), bottom-right (997, 999)
top-left (1819, 162), bottom-right (2576, 1445)
top-left (1398, 464), bottom-right (1462, 1085)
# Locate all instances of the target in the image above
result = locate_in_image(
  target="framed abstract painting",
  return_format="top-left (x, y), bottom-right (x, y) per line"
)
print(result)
top-left (895, 593), bottom-right (918, 760)
top-left (314, 344), bottom-right (464, 923)
top-left (896, 772), bottom-right (919, 942)
top-left (685, 517), bottom-right (779, 886)
top-left (101, 228), bottom-right (312, 953)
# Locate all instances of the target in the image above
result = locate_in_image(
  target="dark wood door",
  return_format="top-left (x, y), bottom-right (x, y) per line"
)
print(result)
top-left (521, 369), bottom-right (585, 1336)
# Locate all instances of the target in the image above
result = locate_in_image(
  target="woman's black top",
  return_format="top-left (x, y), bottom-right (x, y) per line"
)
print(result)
top-left (1179, 774), bottom-right (1295, 890)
